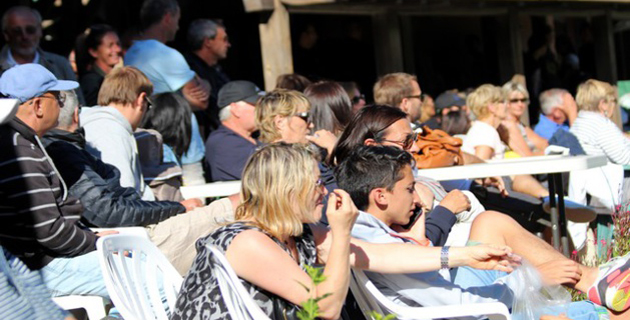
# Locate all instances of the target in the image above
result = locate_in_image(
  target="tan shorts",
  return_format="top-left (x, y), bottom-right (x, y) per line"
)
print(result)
top-left (145, 197), bottom-right (234, 275)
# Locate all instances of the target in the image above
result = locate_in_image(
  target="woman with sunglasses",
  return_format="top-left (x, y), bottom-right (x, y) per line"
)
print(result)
top-left (501, 81), bottom-right (548, 157)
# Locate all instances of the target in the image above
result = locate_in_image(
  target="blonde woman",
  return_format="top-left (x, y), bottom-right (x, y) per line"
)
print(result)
top-left (172, 143), bottom-right (517, 319)
top-left (462, 84), bottom-right (509, 160)
top-left (501, 81), bottom-right (548, 156)
top-left (571, 79), bottom-right (630, 165)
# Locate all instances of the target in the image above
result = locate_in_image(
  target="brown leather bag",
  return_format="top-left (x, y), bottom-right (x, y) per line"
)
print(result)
top-left (413, 126), bottom-right (464, 169)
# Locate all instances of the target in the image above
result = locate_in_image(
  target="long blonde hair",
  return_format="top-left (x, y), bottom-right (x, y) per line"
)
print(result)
top-left (236, 143), bottom-right (319, 239)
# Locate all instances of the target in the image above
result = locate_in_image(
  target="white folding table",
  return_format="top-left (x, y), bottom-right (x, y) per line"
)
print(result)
top-left (417, 155), bottom-right (608, 256)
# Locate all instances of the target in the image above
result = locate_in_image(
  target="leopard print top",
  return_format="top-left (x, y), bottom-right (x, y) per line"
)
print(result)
top-left (171, 222), bottom-right (317, 320)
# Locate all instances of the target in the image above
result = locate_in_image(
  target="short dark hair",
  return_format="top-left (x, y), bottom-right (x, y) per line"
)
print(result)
top-left (275, 73), bottom-right (311, 92)
top-left (329, 104), bottom-right (407, 166)
top-left (335, 145), bottom-right (412, 211)
top-left (140, 0), bottom-right (179, 30)
top-left (140, 92), bottom-right (192, 157)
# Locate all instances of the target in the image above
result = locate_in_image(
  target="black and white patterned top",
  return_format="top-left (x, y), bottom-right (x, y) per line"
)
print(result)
top-left (171, 222), bottom-right (317, 320)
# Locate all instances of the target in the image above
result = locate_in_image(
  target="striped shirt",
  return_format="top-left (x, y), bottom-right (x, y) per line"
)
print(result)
top-left (0, 247), bottom-right (67, 320)
top-left (0, 118), bottom-right (97, 270)
top-left (570, 111), bottom-right (630, 165)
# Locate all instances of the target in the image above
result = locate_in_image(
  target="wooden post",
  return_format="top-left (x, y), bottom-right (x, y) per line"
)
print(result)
top-left (372, 10), bottom-right (404, 76)
top-left (593, 12), bottom-right (618, 83)
top-left (258, 0), bottom-right (293, 91)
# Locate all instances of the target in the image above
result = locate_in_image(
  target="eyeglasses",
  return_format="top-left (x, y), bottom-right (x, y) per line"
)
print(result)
top-left (508, 98), bottom-right (529, 104)
top-left (38, 92), bottom-right (65, 107)
top-left (380, 132), bottom-right (418, 150)
top-left (293, 111), bottom-right (310, 123)
top-left (352, 94), bottom-right (365, 105)
top-left (406, 94), bottom-right (422, 100)
top-left (144, 96), bottom-right (153, 110)
top-left (315, 178), bottom-right (324, 189)
top-left (5, 25), bottom-right (38, 37)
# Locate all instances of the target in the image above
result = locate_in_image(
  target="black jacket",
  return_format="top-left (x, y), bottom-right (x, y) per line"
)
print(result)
top-left (42, 129), bottom-right (186, 228)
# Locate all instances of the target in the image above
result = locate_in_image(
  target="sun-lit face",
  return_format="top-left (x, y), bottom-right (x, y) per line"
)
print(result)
top-left (507, 91), bottom-right (529, 119)
top-left (383, 165), bottom-right (419, 226)
top-left (279, 107), bottom-right (311, 144)
top-left (90, 32), bottom-right (121, 68)
top-left (208, 27), bottom-right (230, 60)
top-left (378, 118), bottom-right (420, 154)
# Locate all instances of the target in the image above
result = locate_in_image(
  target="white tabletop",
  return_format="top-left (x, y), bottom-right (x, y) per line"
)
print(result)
top-left (180, 180), bottom-right (241, 199)
top-left (417, 155), bottom-right (609, 181)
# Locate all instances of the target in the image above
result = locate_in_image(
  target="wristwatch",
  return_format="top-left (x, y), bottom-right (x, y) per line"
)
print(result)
top-left (441, 246), bottom-right (450, 269)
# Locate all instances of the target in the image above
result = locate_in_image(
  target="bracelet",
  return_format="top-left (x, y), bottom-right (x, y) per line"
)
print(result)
top-left (441, 246), bottom-right (450, 269)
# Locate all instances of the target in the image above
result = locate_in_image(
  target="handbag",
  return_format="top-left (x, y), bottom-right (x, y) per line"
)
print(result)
top-left (412, 126), bottom-right (464, 169)
top-left (271, 296), bottom-right (301, 320)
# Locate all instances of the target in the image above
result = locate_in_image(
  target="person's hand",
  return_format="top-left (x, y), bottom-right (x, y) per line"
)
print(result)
top-left (536, 260), bottom-right (582, 286)
top-left (95, 230), bottom-right (119, 237)
top-left (463, 244), bottom-right (521, 273)
top-left (180, 198), bottom-right (203, 211)
top-left (190, 77), bottom-right (210, 102)
top-left (326, 189), bottom-right (359, 236)
top-left (479, 176), bottom-right (509, 197)
top-left (306, 129), bottom-right (338, 155)
top-left (391, 208), bottom-right (428, 245)
top-left (439, 190), bottom-right (471, 214)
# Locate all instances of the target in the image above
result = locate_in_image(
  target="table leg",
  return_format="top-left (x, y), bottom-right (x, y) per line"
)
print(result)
top-left (548, 174), bottom-right (560, 250)
top-left (554, 173), bottom-right (570, 257)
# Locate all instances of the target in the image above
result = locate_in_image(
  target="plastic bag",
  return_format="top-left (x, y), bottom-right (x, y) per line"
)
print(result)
top-left (511, 260), bottom-right (572, 320)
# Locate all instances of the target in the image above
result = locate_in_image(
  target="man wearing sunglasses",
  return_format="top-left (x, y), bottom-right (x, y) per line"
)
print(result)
top-left (0, 6), bottom-right (80, 102)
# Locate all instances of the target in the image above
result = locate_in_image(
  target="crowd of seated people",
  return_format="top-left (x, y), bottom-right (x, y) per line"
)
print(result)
top-left (2, 0), bottom-right (630, 319)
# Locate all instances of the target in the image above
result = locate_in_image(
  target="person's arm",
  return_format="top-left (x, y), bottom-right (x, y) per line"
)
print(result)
top-left (594, 119), bottom-right (630, 165)
top-left (181, 75), bottom-right (210, 111)
top-left (312, 224), bottom-right (515, 274)
top-left (227, 191), bottom-right (356, 320)
top-left (504, 121), bottom-right (535, 157)
top-left (474, 145), bottom-right (494, 161)
top-left (45, 141), bottom-right (187, 227)
top-left (524, 127), bottom-right (549, 153)
top-left (462, 151), bottom-right (485, 164)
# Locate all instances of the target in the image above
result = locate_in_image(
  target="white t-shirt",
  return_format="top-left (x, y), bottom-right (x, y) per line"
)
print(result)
top-left (462, 121), bottom-right (506, 160)
top-left (124, 39), bottom-right (195, 94)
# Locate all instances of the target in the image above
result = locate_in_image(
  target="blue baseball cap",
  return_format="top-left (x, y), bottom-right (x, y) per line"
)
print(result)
top-left (0, 64), bottom-right (79, 103)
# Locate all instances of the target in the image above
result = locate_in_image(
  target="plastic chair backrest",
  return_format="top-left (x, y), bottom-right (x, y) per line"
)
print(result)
top-left (205, 244), bottom-right (270, 320)
top-left (96, 235), bottom-right (183, 320)
top-left (350, 269), bottom-right (511, 320)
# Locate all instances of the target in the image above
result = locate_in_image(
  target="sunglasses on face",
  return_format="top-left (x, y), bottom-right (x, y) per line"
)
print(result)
top-left (380, 132), bottom-right (418, 150)
top-left (144, 96), bottom-right (153, 110)
top-left (5, 25), bottom-right (38, 37)
top-left (293, 111), bottom-right (310, 123)
top-left (509, 98), bottom-right (529, 104)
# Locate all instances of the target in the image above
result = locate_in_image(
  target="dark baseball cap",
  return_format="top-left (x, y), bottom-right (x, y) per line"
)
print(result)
top-left (435, 92), bottom-right (466, 113)
top-left (217, 81), bottom-right (265, 108)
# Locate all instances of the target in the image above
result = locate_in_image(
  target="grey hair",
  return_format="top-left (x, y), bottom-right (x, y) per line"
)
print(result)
top-left (502, 80), bottom-right (529, 100)
top-left (57, 90), bottom-right (79, 129)
top-left (218, 105), bottom-right (231, 121)
top-left (2, 6), bottom-right (42, 31)
top-left (539, 89), bottom-right (568, 115)
top-left (187, 19), bottom-right (224, 51)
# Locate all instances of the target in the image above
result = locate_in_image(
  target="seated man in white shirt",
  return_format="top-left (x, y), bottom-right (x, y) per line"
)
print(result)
top-left (336, 145), bottom-right (630, 318)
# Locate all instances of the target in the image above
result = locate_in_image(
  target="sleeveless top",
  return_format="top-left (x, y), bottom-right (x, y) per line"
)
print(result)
top-left (171, 222), bottom-right (317, 320)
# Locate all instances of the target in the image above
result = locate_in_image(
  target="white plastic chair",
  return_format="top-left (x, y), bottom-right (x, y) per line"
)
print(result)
top-left (349, 269), bottom-right (512, 320)
top-left (52, 295), bottom-right (107, 320)
top-left (205, 244), bottom-right (270, 320)
top-left (96, 234), bottom-right (183, 320)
